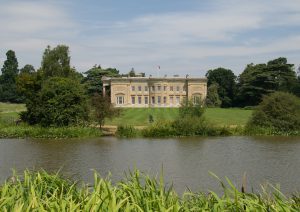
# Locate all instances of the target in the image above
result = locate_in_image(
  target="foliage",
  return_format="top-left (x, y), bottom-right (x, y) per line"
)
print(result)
top-left (0, 124), bottom-right (102, 139)
top-left (205, 82), bottom-right (222, 107)
top-left (82, 65), bottom-right (120, 96)
top-left (0, 170), bottom-right (299, 211)
top-left (179, 99), bottom-right (205, 118)
top-left (21, 77), bottom-right (88, 127)
top-left (237, 57), bottom-right (297, 106)
top-left (206, 67), bottom-right (237, 107)
top-left (0, 50), bottom-right (23, 103)
top-left (41, 45), bottom-right (75, 79)
top-left (90, 93), bottom-right (120, 128)
top-left (116, 125), bottom-right (138, 138)
top-left (142, 121), bottom-right (175, 137)
top-left (247, 92), bottom-right (300, 131)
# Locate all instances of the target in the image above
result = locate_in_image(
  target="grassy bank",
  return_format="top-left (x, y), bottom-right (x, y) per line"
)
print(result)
top-left (107, 107), bottom-right (253, 126)
top-left (0, 170), bottom-right (299, 211)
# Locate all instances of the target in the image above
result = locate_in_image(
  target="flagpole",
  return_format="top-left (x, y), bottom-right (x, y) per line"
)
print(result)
top-left (157, 65), bottom-right (160, 77)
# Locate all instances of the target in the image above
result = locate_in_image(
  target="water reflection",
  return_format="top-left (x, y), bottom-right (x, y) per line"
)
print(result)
top-left (0, 136), bottom-right (299, 194)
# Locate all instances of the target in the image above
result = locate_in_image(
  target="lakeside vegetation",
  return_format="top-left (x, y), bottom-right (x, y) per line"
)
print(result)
top-left (1, 169), bottom-right (299, 211)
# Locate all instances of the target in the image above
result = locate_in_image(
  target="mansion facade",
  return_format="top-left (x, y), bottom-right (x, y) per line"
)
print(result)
top-left (102, 76), bottom-right (207, 107)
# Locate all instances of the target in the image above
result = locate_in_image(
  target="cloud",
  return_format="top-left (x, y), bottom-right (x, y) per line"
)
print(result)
top-left (0, 0), bottom-right (299, 75)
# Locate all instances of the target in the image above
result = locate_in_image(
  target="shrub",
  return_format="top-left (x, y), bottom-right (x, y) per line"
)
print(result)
top-left (247, 92), bottom-right (300, 131)
top-left (141, 121), bottom-right (175, 137)
top-left (179, 99), bottom-right (205, 118)
top-left (116, 125), bottom-right (138, 138)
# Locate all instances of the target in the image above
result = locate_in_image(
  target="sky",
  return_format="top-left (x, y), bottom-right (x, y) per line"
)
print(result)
top-left (0, 0), bottom-right (299, 76)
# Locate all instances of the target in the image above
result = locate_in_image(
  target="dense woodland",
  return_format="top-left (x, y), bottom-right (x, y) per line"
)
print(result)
top-left (0, 45), bottom-right (299, 128)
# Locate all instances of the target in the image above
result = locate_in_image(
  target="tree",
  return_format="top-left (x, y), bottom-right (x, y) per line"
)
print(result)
top-left (20, 64), bottom-right (35, 74)
top-left (41, 45), bottom-right (75, 79)
top-left (237, 57), bottom-right (297, 106)
top-left (205, 83), bottom-right (222, 107)
top-left (21, 77), bottom-right (88, 127)
top-left (128, 68), bottom-right (136, 77)
top-left (247, 92), bottom-right (300, 131)
top-left (179, 99), bottom-right (205, 118)
top-left (0, 50), bottom-right (22, 102)
top-left (205, 67), bottom-right (236, 107)
top-left (90, 93), bottom-right (119, 128)
top-left (82, 65), bottom-right (120, 96)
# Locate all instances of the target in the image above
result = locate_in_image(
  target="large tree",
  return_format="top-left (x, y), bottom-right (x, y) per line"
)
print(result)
top-left (0, 50), bottom-right (22, 102)
top-left (41, 45), bottom-right (75, 79)
top-left (205, 67), bottom-right (236, 107)
top-left (82, 65), bottom-right (120, 96)
top-left (237, 57), bottom-right (297, 106)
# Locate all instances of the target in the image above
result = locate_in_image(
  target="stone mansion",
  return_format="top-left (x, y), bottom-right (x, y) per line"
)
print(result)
top-left (102, 76), bottom-right (207, 107)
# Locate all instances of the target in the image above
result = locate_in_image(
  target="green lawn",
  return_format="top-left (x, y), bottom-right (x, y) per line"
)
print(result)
top-left (106, 107), bottom-right (253, 126)
top-left (0, 103), bottom-right (26, 124)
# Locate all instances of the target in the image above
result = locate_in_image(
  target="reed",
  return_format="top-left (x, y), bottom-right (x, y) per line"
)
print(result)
top-left (0, 170), bottom-right (299, 211)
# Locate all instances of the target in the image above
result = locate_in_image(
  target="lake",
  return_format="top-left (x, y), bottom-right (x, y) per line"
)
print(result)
top-left (0, 136), bottom-right (300, 194)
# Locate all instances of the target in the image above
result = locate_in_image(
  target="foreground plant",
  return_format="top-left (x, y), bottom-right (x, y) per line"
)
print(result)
top-left (0, 170), bottom-right (299, 211)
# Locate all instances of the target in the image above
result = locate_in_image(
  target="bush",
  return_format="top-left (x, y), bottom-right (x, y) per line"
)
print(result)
top-left (247, 92), bottom-right (300, 131)
top-left (141, 121), bottom-right (175, 137)
top-left (116, 125), bottom-right (138, 138)
top-left (21, 77), bottom-right (88, 127)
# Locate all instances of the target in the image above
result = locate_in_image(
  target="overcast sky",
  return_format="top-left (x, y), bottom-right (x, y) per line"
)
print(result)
top-left (0, 0), bottom-right (299, 76)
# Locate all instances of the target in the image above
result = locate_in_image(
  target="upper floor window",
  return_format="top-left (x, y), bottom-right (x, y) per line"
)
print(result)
top-left (138, 86), bottom-right (142, 91)
top-left (163, 86), bottom-right (167, 91)
top-left (157, 86), bottom-right (161, 91)
top-left (152, 86), bottom-right (155, 91)
top-left (176, 86), bottom-right (180, 91)
top-left (183, 85), bottom-right (186, 91)
top-left (131, 86), bottom-right (135, 91)
top-left (145, 86), bottom-right (148, 91)
top-left (170, 86), bottom-right (173, 91)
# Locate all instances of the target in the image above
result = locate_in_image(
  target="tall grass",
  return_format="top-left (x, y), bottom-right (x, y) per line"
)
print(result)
top-left (0, 124), bottom-right (102, 139)
top-left (0, 170), bottom-right (299, 211)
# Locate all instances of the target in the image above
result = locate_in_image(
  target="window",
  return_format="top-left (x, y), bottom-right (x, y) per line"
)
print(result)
top-left (152, 96), bottom-right (155, 104)
top-left (183, 85), bottom-right (186, 91)
top-left (176, 96), bottom-right (180, 104)
top-left (170, 96), bottom-right (173, 104)
top-left (131, 86), bottom-right (135, 91)
top-left (152, 86), bottom-right (155, 91)
top-left (116, 96), bottom-right (124, 105)
top-left (158, 96), bottom-right (161, 104)
top-left (138, 96), bottom-right (142, 104)
top-left (157, 86), bottom-right (161, 91)
top-left (170, 86), bottom-right (173, 91)
top-left (131, 96), bottom-right (135, 104)
top-left (193, 95), bottom-right (201, 105)
top-left (163, 96), bottom-right (167, 104)
top-left (145, 96), bottom-right (148, 104)
top-left (163, 86), bottom-right (167, 91)
top-left (176, 86), bottom-right (180, 92)
top-left (145, 86), bottom-right (148, 91)
top-left (138, 86), bottom-right (142, 91)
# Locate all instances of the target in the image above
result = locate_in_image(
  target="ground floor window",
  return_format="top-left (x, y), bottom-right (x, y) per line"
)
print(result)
top-left (116, 96), bottom-right (124, 105)
top-left (158, 96), bottom-right (161, 104)
top-left (138, 96), bottom-right (142, 104)
top-left (131, 96), bottom-right (135, 104)
top-left (193, 94), bottom-right (201, 105)
top-left (169, 96), bottom-right (174, 104)
top-left (176, 96), bottom-right (180, 104)
top-left (163, 96), bottom-right (167, 104)
top-left (152, 96), bottom-right (155, 104)
top-left (145, 96), bottom-right (148, 104)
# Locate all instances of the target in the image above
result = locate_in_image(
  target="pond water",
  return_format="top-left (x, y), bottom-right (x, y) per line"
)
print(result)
top-left (0, 136), bottom-right (300, 194)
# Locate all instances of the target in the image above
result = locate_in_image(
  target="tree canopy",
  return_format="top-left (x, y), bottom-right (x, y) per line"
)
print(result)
top-left (205, 67), bottom-right (236, 107)
top-left (0, 50), bottom-right (22, 102)
top-left (237, 57), bottom-right (297, 106)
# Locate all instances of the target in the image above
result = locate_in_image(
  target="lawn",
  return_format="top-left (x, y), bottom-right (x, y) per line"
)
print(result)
top-left (106, 107), bottom-right (253, 126)
top-left (0, 103), bottom-right (26, 124)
